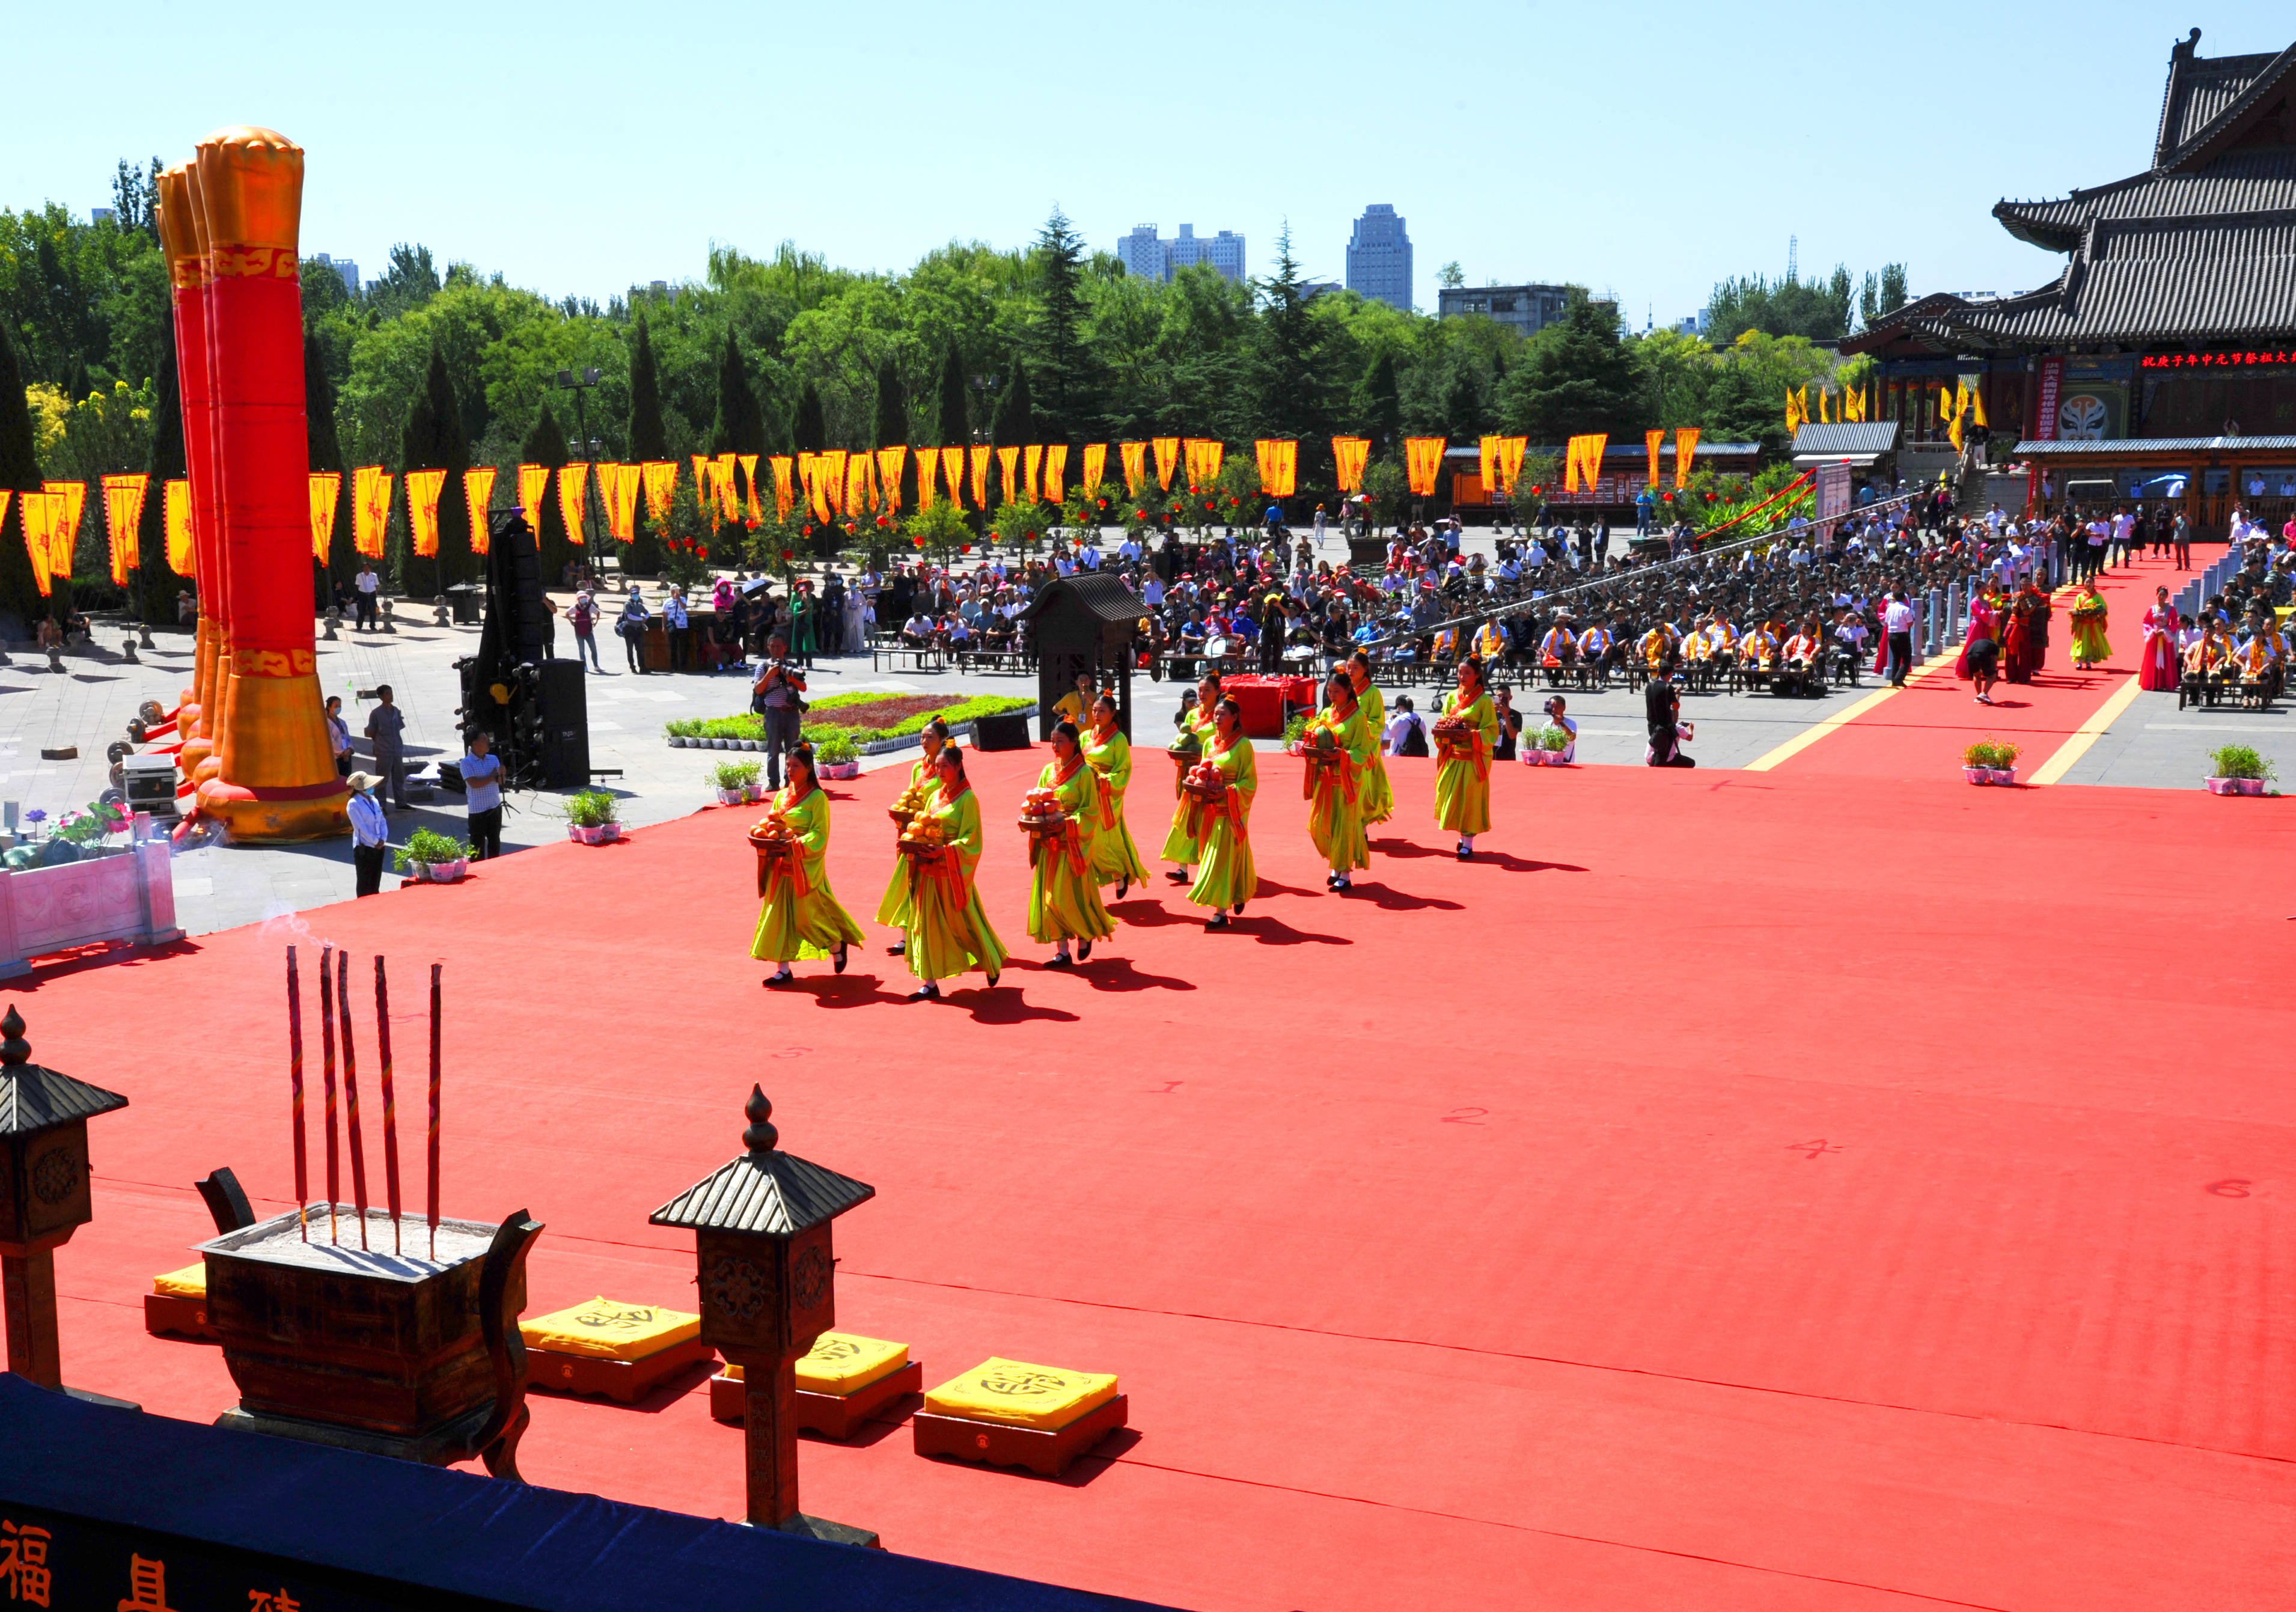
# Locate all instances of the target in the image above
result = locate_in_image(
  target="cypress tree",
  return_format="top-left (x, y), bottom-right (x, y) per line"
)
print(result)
top-left (1033, 208), bottom-right (1091, 443)
top-left (988, 359), bottom-right (1033, 505)
top-left (1363, 350), bottom-right (1402, 461)
top-left (0, 325), bottom-right (43, 632)
top-left (391, 387), bottom-right (429, 594)
top-left (791, 380), bottom-right (825, 454)
top-left (135, 316), bottom-right (189, 626)
top-left (709, 328), bottom-right (766, 510)
top-left (624, 315), bottom-right (667, 577)
top-left (521, 401), bottom-right (575, 584)
top-left (872, 357), bottom-right (914, 510)
top-left (421, 346), bottom-right (474, 590)
top-left (935, 344), bottom-right (968, 446)
top-left (304, 330), bottom-right (355, 603)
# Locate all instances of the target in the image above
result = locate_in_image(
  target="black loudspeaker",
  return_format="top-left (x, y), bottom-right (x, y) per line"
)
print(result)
top-left (534, 658), bottom-right (590, 787)
top-left (971, 712), bottom-right (1033, 751)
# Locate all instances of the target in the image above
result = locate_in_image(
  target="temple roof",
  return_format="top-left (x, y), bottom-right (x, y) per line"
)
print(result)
top-left (1849, 30), bottom-right (2296, 357)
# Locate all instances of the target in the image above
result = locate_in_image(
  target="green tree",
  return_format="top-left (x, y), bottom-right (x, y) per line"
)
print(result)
top-left (988, 359), bottom-right (1034, 505)
top-left (1361, 349), bottom-right (1402, 459)
top-left (0, 323), bottom-right (46, 628)
top-left (135, 317), bottom-right (188, 626)
top-left (398, 344), bottom-right (474, 596)
top-left (1708, 266), bottom-right (1857, 343)
top-left (624, 314), bottom-right (667, 576)
top-left (521, 401), bottom-right (576, 582)
top-left (934, 343), bottom-right (968, 446)
top-left (1857, 264), bottom-right (1910, 331)
top-left (791, 379), bottom-right (826, 453)
top-left (872, 356), bottom-right (912, 512)
top-left (708, 327), bottom-right (766, 513)
top-left (305, 331), bottom-right (355, 602)
top-left (1032, 207), bottom-right (1093, 443)
top-left (1498, 289), bottom-right (1645, 442)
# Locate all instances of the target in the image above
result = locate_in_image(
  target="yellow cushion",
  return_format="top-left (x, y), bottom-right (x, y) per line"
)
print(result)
top-left (923, 1357), bottom-right (1118, 1431)
top-left (519, 1296), bottom-right (700, 1361)
top-left (152, 1263), bottom-right (205, 1299)
top-left (796, 1332), bottom-right (909, 1396)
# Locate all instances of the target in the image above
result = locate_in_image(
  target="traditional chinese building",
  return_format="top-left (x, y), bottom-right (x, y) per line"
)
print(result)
top-left (1845, 28), bottom-right (2296, 533)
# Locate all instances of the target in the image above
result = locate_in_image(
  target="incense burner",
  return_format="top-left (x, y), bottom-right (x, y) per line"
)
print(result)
top-left (200, 1202), bottom-right (540, 1473)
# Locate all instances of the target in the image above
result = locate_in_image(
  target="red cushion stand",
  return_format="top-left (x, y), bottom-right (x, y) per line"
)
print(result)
top-left (912, 1395), bottom-right (1129, 1479)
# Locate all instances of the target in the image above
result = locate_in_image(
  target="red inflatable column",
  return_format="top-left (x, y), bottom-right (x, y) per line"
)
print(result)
top-left (191, 127), bottom-right (347, 841)
top-left (154, 165), bottom-right (223, 781)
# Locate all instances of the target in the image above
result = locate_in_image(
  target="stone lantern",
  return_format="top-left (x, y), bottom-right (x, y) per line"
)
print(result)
top-left (0, 1007), bottom-right (127, 1395)
top-left (650, 1086), bottom-right (876, 1544)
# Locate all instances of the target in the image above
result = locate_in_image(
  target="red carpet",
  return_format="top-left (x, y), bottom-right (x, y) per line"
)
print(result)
top-left (1778, 554), bottom-right (2191, 781)
top-left (13, 748), bottom-right (2295, 1610)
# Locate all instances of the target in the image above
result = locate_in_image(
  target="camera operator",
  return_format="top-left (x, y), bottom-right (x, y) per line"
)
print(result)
top-left (751, 634), bottom-right (808, 789)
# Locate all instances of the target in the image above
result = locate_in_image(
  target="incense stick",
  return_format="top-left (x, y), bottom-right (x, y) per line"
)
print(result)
top-left (376, 956), bottom-right (401, 1256)
top-left (338, 948), bottom-right (369, 1250)
top-left (427, 963), bottom-right (442, 1263)
top-left (287, 947), bottom-right (307, 1242)
top-left (320, 944), bottom-right (339, 1244)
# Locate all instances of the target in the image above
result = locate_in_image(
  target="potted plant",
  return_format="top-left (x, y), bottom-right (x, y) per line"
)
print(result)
top-left (394, 827), bottom-right (472, 884)
top-left (1961, 739), bottom-right (2020, 784)
top-left (2206, 744), bottom-right (2275, 796)
top-left (1282, 712), bottom-right (1310, 756)
top-left (1528, 724), bottom-right (1574, 766)
top-left (566, 789), bottom-right (621, 843)
top-left (815, 734), bottom-right (862, 780)
top-left (710, 758), bottom-right (762, 804)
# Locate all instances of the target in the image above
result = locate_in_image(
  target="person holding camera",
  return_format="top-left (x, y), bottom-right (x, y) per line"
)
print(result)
top-left (1645, 663), bottom-right (1696, 768)
top-left (752, 633), bottom-right (808, 789)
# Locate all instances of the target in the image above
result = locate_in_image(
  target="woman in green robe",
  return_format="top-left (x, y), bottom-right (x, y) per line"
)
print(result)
top-left (875, 718), bottom-right (949, 953)
top-left (1185, 694), bottom-right (1257, 928)
top-left (2068, 584), bottom-right (2112, 670)
top-left (901, 745), bottom-right (1006, 1001)
top-left (1433, 654), bottom-right (1500, 858)
top-left (1347, 651), bottom-right (1393, 826)
top-left (1302, 670), bottom-right (1374, 891)
top-left (1082, 694), bottom-right (1149, 899)
top-left (750, 744), bottom-right (865, 983)
top-left (1028, 721), bottom-right (1117, 966)
top-left (1159, 672), bottom-right (1222, 884)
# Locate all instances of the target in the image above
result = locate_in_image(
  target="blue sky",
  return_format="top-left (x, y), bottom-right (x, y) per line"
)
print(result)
top-left (7, 4), bottom-right (2288, 325)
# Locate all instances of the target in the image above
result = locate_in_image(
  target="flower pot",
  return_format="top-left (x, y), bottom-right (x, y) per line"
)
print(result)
top-left (1963, 766), bottom-right (1993, 785)
top-left (2238, 777), bottom-right (2267, 795)
top-left (600, 822), bottom-right (622, 841)
top-left (411, 858), bottom-right (468, 884)
top-left (716, 787), bottom-right (745, 805)
top-left (819, 761), bottom-right (861, 780)
top-left (1989, 768), bottom-right (2017, 786)
top-left (2205, 777), bottom-right (2240, 795)
top-left (566, 824), bottom-right (584, 841)
top-left (575, 824), bottom-right (607, 844)
top-left (1521, 750), bottom-right (1546, 766)
top-left (743, 785), bottom-right (764, 804)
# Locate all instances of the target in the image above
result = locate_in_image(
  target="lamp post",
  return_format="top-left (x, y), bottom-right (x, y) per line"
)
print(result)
top-left (650, 1086), bottom-right (877, 1545)
top-left (555, 367), bottom-right (605, 567)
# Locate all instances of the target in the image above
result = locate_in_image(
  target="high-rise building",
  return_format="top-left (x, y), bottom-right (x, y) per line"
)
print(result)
top-left (1117, 223), bottom-right (1245, 284)
top-left (1437, 283), bottom-right (1571, 339)
top-left (1345, 204), bottom-right (1413, 310)
top-left (313, 253), bottom-right (360, 295)
top-left (90, 207), bottom-right (115, 226)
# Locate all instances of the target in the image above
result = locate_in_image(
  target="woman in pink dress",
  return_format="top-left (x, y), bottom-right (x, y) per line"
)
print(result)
top-left (1954, 590), bottom-right (1998, 680)
top-left (2137, 585), bottom-right (2179, 691)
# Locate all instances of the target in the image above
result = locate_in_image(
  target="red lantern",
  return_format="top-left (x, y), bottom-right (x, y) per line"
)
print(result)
top-left (779, 548), bottom-right (793, 561)
top-left (960, 543), bottom-right (972, 554)
top-left (698, 546), bottom-right (709, 561)
top-left (912, 536), bottom-right (924, 548)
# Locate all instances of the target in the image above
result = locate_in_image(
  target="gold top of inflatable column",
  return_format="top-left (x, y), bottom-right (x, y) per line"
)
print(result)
top-left (153, 165), bottom-right (206, 289)
top-left (194, 127), bottom-right (302, 273)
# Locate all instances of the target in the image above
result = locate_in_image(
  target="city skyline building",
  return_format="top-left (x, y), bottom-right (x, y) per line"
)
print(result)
top-left (1436, 282), bottom-right (1570, 339)
top-left (313, 252), bottom-right (360, 295)
top-left (1345, 204), bottom-right (1413, 310)
top-left (1116, 222), bottom-right (1245, 284)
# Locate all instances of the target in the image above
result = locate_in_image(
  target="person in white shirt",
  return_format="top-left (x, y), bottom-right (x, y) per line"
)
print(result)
top-left (1311, 505), bottom-right (1327, 546)
top-left (1882, 590), bottom-right (1916, 686)
top-left (346, 771), bottom-right (390, 896)
top-left (323, 695), bottom-right (353, 777)
top-left (353, 561), bottom-right (381, 631)
top-left (1383, 695), bottom-right (1430, 757)
top-left (461, 730), bottom-right (504, 859)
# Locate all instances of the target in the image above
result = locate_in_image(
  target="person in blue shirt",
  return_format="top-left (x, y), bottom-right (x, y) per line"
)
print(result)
top-left (461, 730), bottom-right (504, 859)
top-left (346, 771), bottom-right (390, 896)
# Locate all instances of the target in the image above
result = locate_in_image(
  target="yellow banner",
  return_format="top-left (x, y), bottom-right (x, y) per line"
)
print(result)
top-left (1404, 437), bottom-right (1446, 497)
top-left (517, 463), bottom-right (549, 528)
top-left (560, 462), bottom-right (593, 549)
top-left (1021, 444), bottom-right (1043, 504)
top-left (768, 455), bottom-right (793, 522)
top-left (1674, 427), bottom-right (1700, 489)
top-left (1494, 436), bottom-right (1527, 498)
top-left (813, 450), bottom-right (845, 519)
top-left (844, 453), bottom-right (873, 520)
top-left (352, 465), bottom-right (393, 558)
top-left (599, 463), bottom-right (642, 542)
top-left (1042, 443), bottom-right (1069, 503)
top-left (942, 446), bottom-right (966, 510)
top-left (406, 468), bottom-right (447, 558)
top-left (463, 466), bottom-right (495, 554)
top-left (1563, 434), bottom-right (1608, 494)
top-left (164, 480), bottom-right (194, 576)
top-left (1644, 429), bottom-right (1664, 487)
top-left (739, 453), bottom-right (761, 524)
top-left (876, 445), bottom-right (908, 516)
top-left (1968, 381), bottom-right (1988, 429)
top-left (690, 453), bottom-right (713, 522)
top-left (1152, 436), bottom-right (1180, 490)
top-left (20, 490), bottom-right (67, 594)
top-left (1478, 436), bottom-right (1500, 495)
top-left (1120, 441), bottom-right (1149, 496)
top-left (1081, 442), bottom-right (1107, 493)
top-left (640, 460), bottom-right (678, 530)
top-left (996, 445), bottom-right (1021, 505)
top-left (1254, 439), bottom-right (1296, 498)
top-left (103, 472), bottom-right (149, 582)
top-left (1331, 436), bottom-right (1370, 493)
top-left (307, 471), bottom-right (340, 564)
top-left (42, 483), bottom-right (84, 581)
top-left (915, 446), bottom-right (938, 509)
top-left (714, 452), bottom-right (739, 525)
top-left (1181, 438), bottom-right (1224, 491)
top-left (968, 444), bottom-right (991, 510)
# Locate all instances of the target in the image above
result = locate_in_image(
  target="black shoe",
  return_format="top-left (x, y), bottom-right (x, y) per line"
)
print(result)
top-left (1116, 878), bottom-right (1129, 899)
top-left (834, 944), bottom-right (848, 974)
top-left (1076, 940), bottom-right (1092, 962)
top-left (1233, 902), bottom-right (1245, 916)
top-left (1164, 869), bottom-right (1189, 884)
top-left (1047, 953), bottom-right (1075, 969)
top-left (908, 983), bottom-right (940, 1001)
top-left (1207, 912), bottom-right (1229, 930)
top-left (768, 967), bottom-right (794, 985)
top-left (985, 970), bottom-right (1000, 988)
top-left (1456, 843), bottom-right (1471, 860)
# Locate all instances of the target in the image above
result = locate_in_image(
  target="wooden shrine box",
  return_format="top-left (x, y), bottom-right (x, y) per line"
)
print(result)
top-left (200, 1203), bottom-right (541, 1476)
